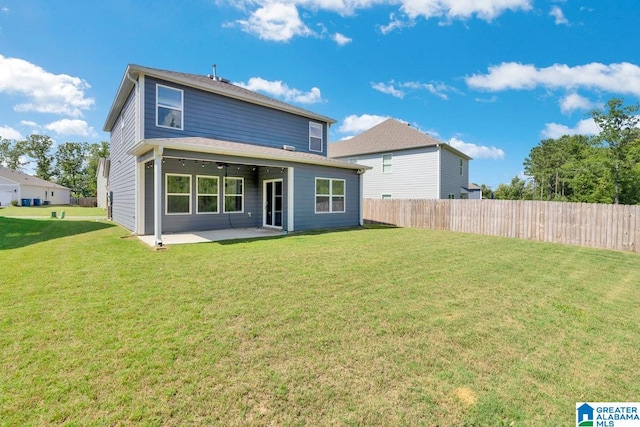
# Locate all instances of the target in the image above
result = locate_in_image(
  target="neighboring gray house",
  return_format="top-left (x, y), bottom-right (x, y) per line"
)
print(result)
top-left (0, 165), bottom-right (70, 206)
top-left (328, 119), bottom-right (472, 199)
top-left (467, 183), bottom-right (483, 200)
top-left (103, 64), bottom-right (368, 246)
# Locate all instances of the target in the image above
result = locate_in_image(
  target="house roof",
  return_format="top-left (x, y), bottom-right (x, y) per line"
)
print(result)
top-left (128, 137), bottom-right (371, 171)
top-left (104, 64), bottom-right (336, 132)
top-left (328, 118), bottom-right (472, 160)
top-left (0, 165), bottom-right (69, 189)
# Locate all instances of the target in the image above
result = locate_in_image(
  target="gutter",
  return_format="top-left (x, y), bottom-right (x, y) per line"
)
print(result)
top-left (128, 139), bottom-right (372, 172)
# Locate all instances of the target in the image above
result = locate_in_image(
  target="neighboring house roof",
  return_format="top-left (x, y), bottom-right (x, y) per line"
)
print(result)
top-left (0, 166), bottom-right (69, 189)
top-left (104, 64), bottom-right (336, 132)
top-left (129, 137), bottom-right (371, 171)
top-left (467, 183), bottom-right (482, 190)
top-left (328, 118), bottom-right (472, 160)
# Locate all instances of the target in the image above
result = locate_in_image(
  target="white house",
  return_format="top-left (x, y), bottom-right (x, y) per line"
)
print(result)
top-left (96, 157), bottom-right (110, 209)
top-left (329, 118), bottom-right (473, 199)
top-left (0, 166), bottom-right (70, 206)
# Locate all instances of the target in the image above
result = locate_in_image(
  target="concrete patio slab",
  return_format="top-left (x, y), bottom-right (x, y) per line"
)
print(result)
top-left (137, 228), bottom-right (285, 246)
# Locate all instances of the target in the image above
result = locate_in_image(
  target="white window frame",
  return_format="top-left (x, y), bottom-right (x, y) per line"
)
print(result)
top-left (315, 177), bottom-right (346, 214)
top-left (165, 173), bottom-right (191, 215)
top-left (309, 122), bottom-right (323, 153)
top-left (382, 153), bottom-right (393, 173)
top-left (156, 84), bottom-right (184, 130)
top-left (382, 194), bottom-right (392, 200)
top-left (196, 175), bottom-right (219, 215)
top-left (224, 177), bottom-right (244, 213)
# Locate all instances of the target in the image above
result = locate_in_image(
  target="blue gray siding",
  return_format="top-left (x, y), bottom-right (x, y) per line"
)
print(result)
top-left (143, 77), bottom-right (328, 155)
top-left (109, 89), bottom-right (137, 231)
top-left (144, 158), bottom-right (262, 234)
top-left (140, 157), bottom-right (360, 234)
top-left (293, 165), bottom-right (361, 231)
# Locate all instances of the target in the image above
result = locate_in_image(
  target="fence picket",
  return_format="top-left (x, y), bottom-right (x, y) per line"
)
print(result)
top-left (362, 199), bottom-right (640, 253)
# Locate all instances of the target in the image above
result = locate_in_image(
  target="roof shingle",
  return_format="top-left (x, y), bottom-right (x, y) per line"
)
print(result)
top-left (328, 118), bottom-right (471, 160)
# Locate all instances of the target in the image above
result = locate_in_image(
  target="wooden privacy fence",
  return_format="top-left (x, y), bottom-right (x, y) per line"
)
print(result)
top-left (70, 197), bottom-right (97, 207)
top-left (363, 199), bottom-right (640, 253)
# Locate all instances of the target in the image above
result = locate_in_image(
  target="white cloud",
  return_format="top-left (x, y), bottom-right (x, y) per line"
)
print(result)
top-left (0, 125), bottom-right (22, 140)
top-left (235, 3), bottom-right (314, 41)
top-left (379, 13), bottom-right (413, 34)
top-left (234, 77), bottom-right (323, 104)
top-left (560, 93), bottom-right (596, 114)
top-left (466, 62), bottom-right (640, 96)
top-left (1, 7), bottom-right (8, 13)
top-left (44, 119), bottom-right (96, 137)
top-left (549, 5), bottom-right (568, 25)
top-left (19, 120), bottom-right (38, 127)
top-left (333, 32), bottom-right (352, 45)
top-left (338, 114), bottom-right (389, 133)
top-left (0, 54), bottom-right (94, 117)
top-left (474, 95), bottom-right (498, 103)
top-left (541, 118), bottom-right (600, 139)
top-left (230, 0), bottom-right (533, 41)
top-left (448, 137), bottom-right (505, 159)
top-left (399, 0), bottom-right (532, 22)
top-left (372, 79), bottom-right (455, 99)
top-left (400, 81), bottom-right (451, 100)
top-left (371, 81), bottom-right (404, 98)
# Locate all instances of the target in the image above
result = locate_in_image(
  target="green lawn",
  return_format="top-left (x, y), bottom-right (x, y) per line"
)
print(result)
top-left (1, 218), bottom-right (639, 426)
top-left (0, 205), bottom-right (106, 218)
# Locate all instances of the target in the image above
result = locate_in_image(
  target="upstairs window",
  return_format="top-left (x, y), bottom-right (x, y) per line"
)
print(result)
top-left (315, 178), bottom-right (345, 213)
top-left (157, 85), bottom-right (183, 130)
top-left (460, 159), bottom-right (463, 175)
top-left (309, 122), bottom-right (323, 152)
top-left (382, 154), bottom-right (393, 173)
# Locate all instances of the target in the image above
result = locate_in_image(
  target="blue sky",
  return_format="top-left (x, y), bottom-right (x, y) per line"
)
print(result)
top-left (0, 0), bottom-right (638, 188)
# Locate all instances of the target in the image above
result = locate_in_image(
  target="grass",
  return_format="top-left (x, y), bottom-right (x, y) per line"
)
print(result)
top-left (1, 219), bottom-right (639, 426)
top-left (0, 205), bottom-right (106, 218)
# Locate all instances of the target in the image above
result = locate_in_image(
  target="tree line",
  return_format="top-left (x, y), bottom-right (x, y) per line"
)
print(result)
top-left (489, 98), bottom-right (640, 204)
top-left (0, 135), bottom-right (109, 198)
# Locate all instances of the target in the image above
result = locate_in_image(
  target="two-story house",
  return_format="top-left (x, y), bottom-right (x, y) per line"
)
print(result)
top-left (103, 65), bottom-right (368, 246)
top-left (328, 118), bottom-right (472, 200)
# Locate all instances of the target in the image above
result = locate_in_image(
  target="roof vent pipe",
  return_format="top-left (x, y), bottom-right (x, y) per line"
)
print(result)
top-left (213, 64), bottom-right (217, 80)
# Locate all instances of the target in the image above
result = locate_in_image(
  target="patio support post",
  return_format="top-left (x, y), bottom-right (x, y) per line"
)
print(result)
top-left (287, 167), bottom-right (294, 232)
top-left (153, 146), bottom-right (164, 247)
top-left (359, 170), bottom-right (364, 226)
